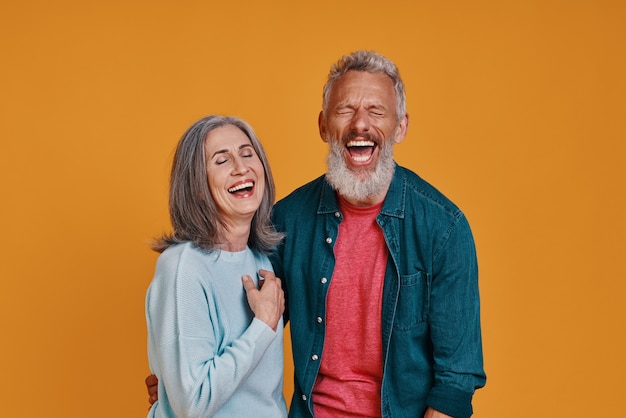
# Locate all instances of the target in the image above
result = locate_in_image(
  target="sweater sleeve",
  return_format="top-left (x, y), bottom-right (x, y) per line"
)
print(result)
top-left (146, 246), bottom-right (278, 417)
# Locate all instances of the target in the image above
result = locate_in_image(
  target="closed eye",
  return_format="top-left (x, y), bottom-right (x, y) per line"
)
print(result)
top-left (336, 107), bottom-right (355, 116)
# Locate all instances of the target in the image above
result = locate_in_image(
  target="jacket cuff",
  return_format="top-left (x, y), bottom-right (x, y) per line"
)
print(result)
top-left (426, 385), bottom-right (474, 418)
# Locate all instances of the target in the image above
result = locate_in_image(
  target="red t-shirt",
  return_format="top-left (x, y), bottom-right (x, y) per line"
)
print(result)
top-left (312, 196), bottom-right (388, 417)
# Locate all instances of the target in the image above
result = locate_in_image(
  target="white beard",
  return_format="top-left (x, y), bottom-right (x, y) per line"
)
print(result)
top-left (325, 136), bottom-right (396, 202)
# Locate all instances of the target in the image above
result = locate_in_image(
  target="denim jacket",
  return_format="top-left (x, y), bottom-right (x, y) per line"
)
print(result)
top-left (270, 164), bottom-right (486, 418)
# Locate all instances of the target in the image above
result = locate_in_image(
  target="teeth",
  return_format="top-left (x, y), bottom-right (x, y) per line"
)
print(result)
top-left (352, 155), bottom-right (371, 162)
top-left (228, 182), bottom-right (253, 193)
top-left (347, 140), bottom-right (375, 147)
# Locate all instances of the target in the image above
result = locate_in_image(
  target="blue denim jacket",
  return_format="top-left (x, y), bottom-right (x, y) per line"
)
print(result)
top-left (270, 164), bottom-right (486, 418)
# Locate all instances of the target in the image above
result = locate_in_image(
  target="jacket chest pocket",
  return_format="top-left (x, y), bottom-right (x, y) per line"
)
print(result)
top-left (393, 271), bottom-right (429, 330)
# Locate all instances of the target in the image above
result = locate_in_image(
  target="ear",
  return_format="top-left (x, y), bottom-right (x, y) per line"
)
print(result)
top-left (318, 111), bottom-right (329, 143)
top-left (393, 113), bottom-right (409, 144)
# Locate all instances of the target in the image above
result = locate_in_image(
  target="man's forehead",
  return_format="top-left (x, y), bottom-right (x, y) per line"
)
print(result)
top-left (330, 72), bottom-right (396, 103)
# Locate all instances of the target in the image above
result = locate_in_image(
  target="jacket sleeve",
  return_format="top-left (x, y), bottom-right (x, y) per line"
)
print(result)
top-left (425, 213), bottom-right (486, 418)
top-left (269, 205), bottom-right (288, 323)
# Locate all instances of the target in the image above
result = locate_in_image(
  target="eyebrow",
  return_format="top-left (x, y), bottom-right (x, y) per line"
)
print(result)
top-left (335, 101), bottom-right (388, 110)
top-left (211, 143), bottom-right (254, 159)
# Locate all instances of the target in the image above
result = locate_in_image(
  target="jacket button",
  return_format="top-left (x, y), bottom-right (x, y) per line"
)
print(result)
top-left (311, 354), bottom-right (319, 361)
top-left (320, 277), bottom-right (327, 284)
top-left (317, 316), bottom-right (323, 323)
top-left (325, 237), bottom-right (332, 244)
top-left (302, 395), bottom-right (307, 401)
top-left (334, 211), bottom-right (341, 217)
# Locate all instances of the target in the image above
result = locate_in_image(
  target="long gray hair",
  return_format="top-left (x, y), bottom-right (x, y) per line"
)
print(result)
top-left (322, 50), bottom-right (407, 121)
top-left (152, 115), bottom-right (283, 254)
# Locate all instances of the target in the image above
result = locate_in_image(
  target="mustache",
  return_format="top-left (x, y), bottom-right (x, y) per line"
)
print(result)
top-left (342, 131), bottom-right (380, 143)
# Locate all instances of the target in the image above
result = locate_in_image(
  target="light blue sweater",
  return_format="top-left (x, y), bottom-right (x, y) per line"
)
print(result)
top-left (146, 242), bottom-right (287, 418)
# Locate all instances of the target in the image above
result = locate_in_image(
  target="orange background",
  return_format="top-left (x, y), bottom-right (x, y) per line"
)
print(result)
top-left (1, 1), bottom-right (625, 416)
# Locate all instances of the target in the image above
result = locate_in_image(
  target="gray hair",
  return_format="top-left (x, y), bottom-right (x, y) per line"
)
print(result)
top-left (322, 50), bottom-right (407, 121)
top-left (152, 115), bottom-right (283, 254)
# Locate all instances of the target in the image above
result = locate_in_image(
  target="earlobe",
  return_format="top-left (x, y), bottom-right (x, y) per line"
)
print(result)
top-left (318, 111), bottom-right (328, 143)
top-left (394, 113), bottom-right (409, 144)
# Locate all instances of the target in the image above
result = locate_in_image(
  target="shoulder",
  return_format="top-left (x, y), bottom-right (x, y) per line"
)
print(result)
top-left (396, 165), bottom-right (463, 219)
top-left (276, 175), bottom-right (325, 206)
top-left (273, 175), bottom-right (326, 218)
top-left (151, 242), bottom-right (216, 287)
top-left (156, 242), bottom-right (209, 268)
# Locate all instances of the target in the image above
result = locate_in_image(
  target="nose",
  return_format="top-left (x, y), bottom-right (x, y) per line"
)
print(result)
top-left (350, 108), bottom-right (371, 133)
top-left (231, 155), bottom-right (249, 176)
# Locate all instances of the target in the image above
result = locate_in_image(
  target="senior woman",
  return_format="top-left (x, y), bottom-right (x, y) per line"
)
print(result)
top-left (145, 115), bottom-right (287, 417)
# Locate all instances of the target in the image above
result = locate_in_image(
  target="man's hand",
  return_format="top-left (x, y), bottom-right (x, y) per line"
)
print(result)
top-left (145, 374), bottom-right (158, 406)
top-left (242, 269), bottom-right (285, 331)
top-left (424, 407), bottom-right (453, 418)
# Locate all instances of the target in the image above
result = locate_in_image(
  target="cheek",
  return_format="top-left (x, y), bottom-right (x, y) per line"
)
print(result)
top-left (334, 121), bottom-right (350, 134)
top-left (325, 117), bottom-right (345, 132)
top-left (206, 172), bottom-right (224, 198)
top-left (255, 175), bottom-right (267, 197)
top-left (253, 161), bottom-right (266, 179)
top-left (256, 175), bottom-right (266, 194)
top-left (206, 173), bottom-right (216, 191)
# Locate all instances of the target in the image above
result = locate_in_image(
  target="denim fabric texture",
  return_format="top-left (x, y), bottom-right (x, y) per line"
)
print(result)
top-left (270, 164), bottom-right (486, 418)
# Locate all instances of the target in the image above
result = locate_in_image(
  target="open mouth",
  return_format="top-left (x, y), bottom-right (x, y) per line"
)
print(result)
top-left (346, 140), bottom-right (376, 162)
top-left (228, 181), bottom-right (254, 194)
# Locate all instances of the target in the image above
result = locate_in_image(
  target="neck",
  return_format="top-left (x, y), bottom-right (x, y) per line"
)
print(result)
top-left (338, 184), bottom-right (389, 207)
top-left (219, 222), bottom-right (252, 252)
